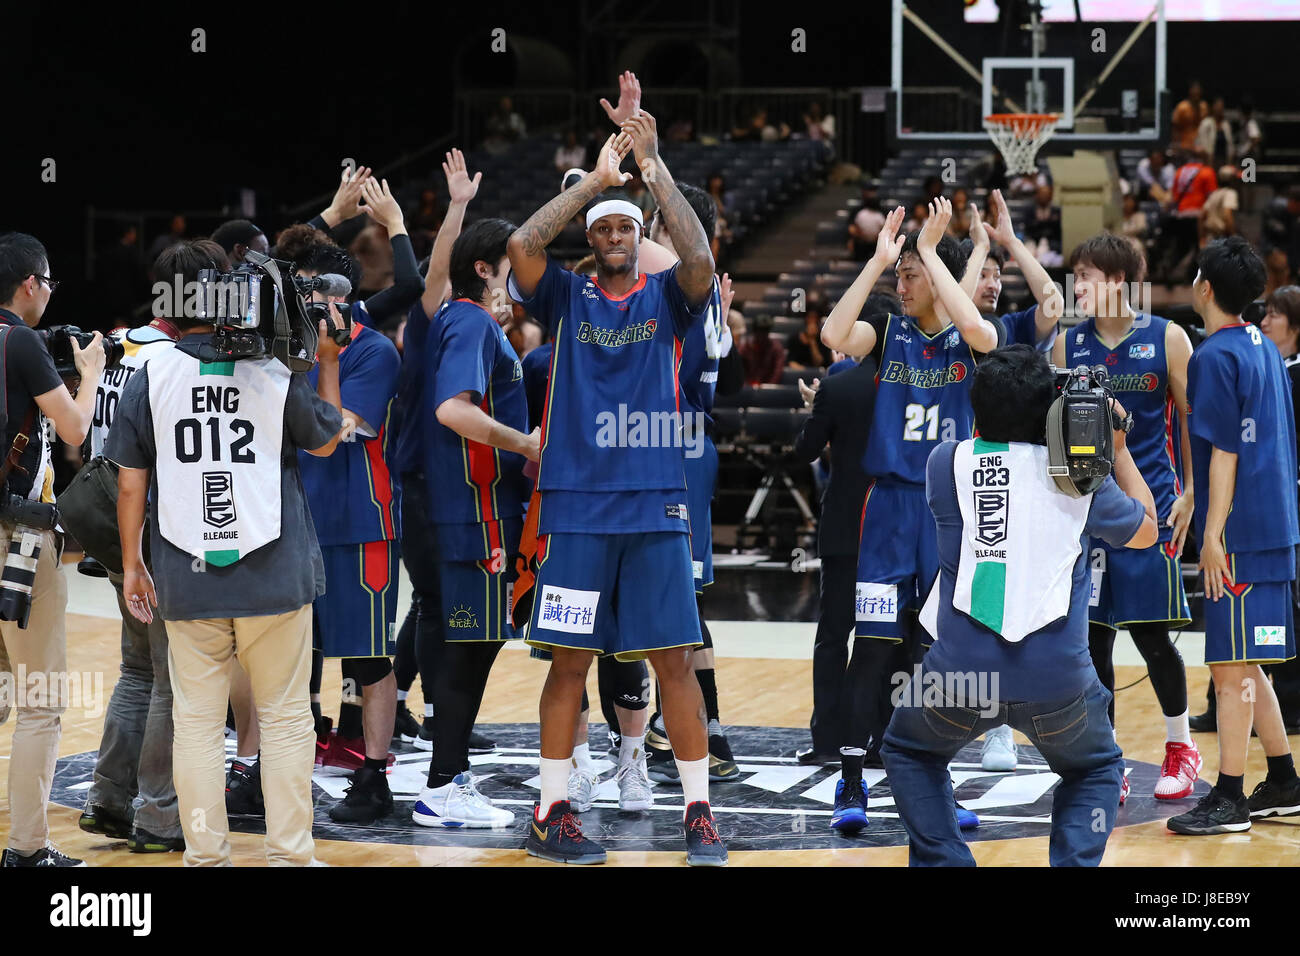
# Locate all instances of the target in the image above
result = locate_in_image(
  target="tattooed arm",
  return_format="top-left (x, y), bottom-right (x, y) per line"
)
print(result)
top-left (507, 133), bottom-right (633, 298)
top-left (622, 110), bottom-right (714, 307)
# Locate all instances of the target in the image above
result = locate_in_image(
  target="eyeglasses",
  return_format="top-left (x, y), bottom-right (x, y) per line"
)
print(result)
top-left (33, 274), bottom-right (59, 292)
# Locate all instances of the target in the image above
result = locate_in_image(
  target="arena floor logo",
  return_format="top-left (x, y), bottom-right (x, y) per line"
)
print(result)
top-left (49, 724), bottom-right (1202, 852)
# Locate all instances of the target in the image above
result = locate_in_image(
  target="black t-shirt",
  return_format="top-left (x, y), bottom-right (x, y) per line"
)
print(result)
top-left (0, 309), bottom-right (63, 501)
top-left (785, 330), bottom-right (826, 368)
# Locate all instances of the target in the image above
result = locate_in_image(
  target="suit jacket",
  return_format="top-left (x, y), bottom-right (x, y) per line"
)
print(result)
top-left (793, 356), bottom-right (878, 557)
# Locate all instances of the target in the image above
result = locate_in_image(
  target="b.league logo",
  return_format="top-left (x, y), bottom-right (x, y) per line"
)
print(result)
top-left (202, 471), bottom-right (236, 528)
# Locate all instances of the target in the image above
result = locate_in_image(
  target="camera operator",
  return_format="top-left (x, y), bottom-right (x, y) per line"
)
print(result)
top-left (0, 232), bottom-right (106, 868)
top-left (881, 345), bottom-right (1158, 866)
top-left (107, 251), bottom-right (344, 866)
top-left (77, 241), bottom-right (202, 856)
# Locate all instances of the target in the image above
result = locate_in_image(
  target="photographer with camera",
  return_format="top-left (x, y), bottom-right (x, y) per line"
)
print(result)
top-left (0, 232), bottom-right (106, 867)
top-left (881, 345), bottom-right (1158, 866)
top-left (107, 244), bottom-right (345, 866)
top-left (77, 242), bottom-right (206, 855)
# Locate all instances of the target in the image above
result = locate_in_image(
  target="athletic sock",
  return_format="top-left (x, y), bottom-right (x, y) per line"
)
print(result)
top-left (571, 742), bottom-right (594, 774)
top-left (1216, 772), bottom-right (1244, 800)
top-left (1266, 753), bottom-right (1298, 785)
top-left (840, 746), bottom-right (865, 783)
top-left (676, 756), bottom-right (709, 808)
top-left (538, 757), bottom-right (571, 817)
top-left (424, 703), bottom-right (434, 718)
top-left (707, 718), bottom-right (723, 738)
top-left (237, 753), bottom-right (258, 767)
top-left (696, 668), bottom-right (719, 723)
top-left (364, 756), bottom-right (386, 773)
top-left (1165, 710), bottom-right (1192, 746)
top-left (426, 770), bottom-right (456, 790)
top-left (620, 733), bottom-right (645, 768)
top-left (397, 689), bottom-right (408, 703)
top-left (339, 701), bottom-right (363, 739)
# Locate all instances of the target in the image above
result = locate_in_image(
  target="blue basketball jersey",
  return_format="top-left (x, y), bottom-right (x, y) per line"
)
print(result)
top-left (863, 313), bottom-right (996, 485)
top-left (1065, 315), bottom-right (1178, 543)
top-left (1187, 321), bottom-right (1300, 577)
top-left (392, 300), bottom-right (433, 477)
top-left (677, 277), bottom-right (725, 425)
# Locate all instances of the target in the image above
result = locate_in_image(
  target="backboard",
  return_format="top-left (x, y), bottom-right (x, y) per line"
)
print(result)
top-left (891, 0), bottom-right (1169, 148)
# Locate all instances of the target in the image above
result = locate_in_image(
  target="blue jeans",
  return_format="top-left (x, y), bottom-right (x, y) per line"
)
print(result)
top-left (881, 673), bottom-right (1123, 867)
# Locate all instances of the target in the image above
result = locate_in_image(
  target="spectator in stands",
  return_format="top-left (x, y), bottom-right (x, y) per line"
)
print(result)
top-left (1008, 167), bottom-right (1050, 198)
top-left (904, 201), bottom-right (929, 234)
top-left (706, 173), bottom-right (733, 251)
top-left (1264, 246), bottom-right (1296, 299)
top-left (483, 96), bottom-right (526, 154)
top-left (210, 219), bottom-right (268, 265)
top-left (664, 117), bottom-right (695, 144)
top-left (350, 221), bottom-right (395, 298)
top-left (1196, 98), bottom-right (1234, 170)
top-left (733, 107), bottom-right (788, 143)
top-left (1136, 148), bottom-right (1174, 203)
top-left (553, 129), bottom-right (586, 173)
top-left (786, 302), bottom-right (828, 371)
top-left (1200, 167), bottom-right (1240, 243)
top-left (803, 102), bottom-right (835, 148)
top-left (1240, 99), bottom-right (1262, 159)
top-left (1171, 80), bottom-right (1207, 151)
top-left (1264, 186), bottom-right (1300, 273)
top-left (848, 182), bottom-right (885, 261)
top-left (1025, 183), bottom-right (1062, 265)
top-left (1161, 149), bottom-right (1217, 281)
top-left (624, 172), bottom-right (656, 217)
top-left (146, 214), bottom-right (186, 269)
top-left (1121, 194), bottom-right (1149, 243)
top-left (946, 188), bottom-right (972, 239)
top-left (921, 175), bottom-right (944, 205)
top-left (740, 313), bottom-right (787, 384)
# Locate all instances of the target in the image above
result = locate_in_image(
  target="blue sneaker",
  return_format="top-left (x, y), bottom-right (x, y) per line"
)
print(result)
top-left (525, 800), bottom-right (607, 864)
top-left (956, 804), bottom-right (980, 829)
top-left (830, 777), bottom-right (869, 832)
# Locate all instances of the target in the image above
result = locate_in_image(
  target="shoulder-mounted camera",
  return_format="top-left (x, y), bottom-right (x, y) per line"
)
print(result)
top-left (1046, 364), bottom-right (1123, 498)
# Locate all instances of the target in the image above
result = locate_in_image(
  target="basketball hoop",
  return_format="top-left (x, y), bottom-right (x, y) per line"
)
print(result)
top-left (984, 113), bottom-right (1060, 176)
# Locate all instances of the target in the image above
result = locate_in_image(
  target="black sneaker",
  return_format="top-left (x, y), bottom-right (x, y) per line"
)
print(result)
top-left (646, 727), bottom-right (678, 782)
top-left (1167, 787), bottom-right (1251, 835)
top-left (468, 729), bottom-right (497, 754)
top-left (393, 707), bottom-right (421, 743)
top-left (1188, 709), bottom-right (1216, 733)
top-left (1247, 777), bottom-right (1300, 819)
top-left (225, 759), bottom-right (264, 816)
top-left (328, 766), bottom-right (395, 824)
top-left (128, 827), bottom-right (184, 853)
top-left (708, 733), bottom-right (741, 782)
top-left (684, 801), bottom-right (729, 866)
top-left (526, 800), bottom-right (607, 864)
top-left (414, 716), bottom-right (435, 752)
top-left (2, 843), bottom-right (87, 867)
top-left (796, 746), bottom-right (841, 766)
top-left (78, 803), bottom-right (132, 839)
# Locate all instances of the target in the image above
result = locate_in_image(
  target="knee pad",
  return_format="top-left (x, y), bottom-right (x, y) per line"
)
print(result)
top-left (599, 657), bottom-right (650, 712)
top-left (341, 656), bottom-right (393, 688)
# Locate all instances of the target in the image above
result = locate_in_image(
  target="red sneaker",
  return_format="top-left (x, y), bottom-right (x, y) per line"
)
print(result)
top-left (1119, 773), bottom-right (1131, 806)
top-left (318, 733), bottom-right (396, 774)
top-left (1154, 740), bottom-right (1202, 800)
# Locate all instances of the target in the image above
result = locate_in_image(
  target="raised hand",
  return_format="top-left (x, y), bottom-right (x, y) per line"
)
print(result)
top-left (719, 272), bottom-right (734, 316)
top-left (326, 165), bottom-right (372, 223)
top-left (968, 203), bottom-right (988, 249)
top-left (599, 71), bottom-right (642, 126)
top-left (917, 197), bottom-right (951, 255)
top-left (982, 188), bottom-right (1017, 247)
top-left (871, 206), bottom-right (907, 267)
top-left (798, 377), bottom-right (821, 407)
top-left (595, 132), bottom-right (633, 188)
top-left (621, 109), bottom-right (660, 170)
top-left (443, 148), bottom-right (481, 205)
top-left (360, 178), bottom-right (404, 231)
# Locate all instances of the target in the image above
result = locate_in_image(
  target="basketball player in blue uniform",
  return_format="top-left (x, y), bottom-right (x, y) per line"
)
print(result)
top-left (820, 198), bottom-right (1004, 831)
top-left (507, 114), bottom-right (727, 865)
top-left (1052, 234), bottom-right (1202, 802)
top-left (1168, 237), bottom-right (1300, 834)
top-left (411, 218), bottom-right (539, 829)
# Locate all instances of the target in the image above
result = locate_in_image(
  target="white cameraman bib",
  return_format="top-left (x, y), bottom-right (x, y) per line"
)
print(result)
top-left (148, 349), bottom-right (289, 567)
top-left (92, 326), bottom-right (176, 459)
top-left (921, 439), bottom-right (1092, 643)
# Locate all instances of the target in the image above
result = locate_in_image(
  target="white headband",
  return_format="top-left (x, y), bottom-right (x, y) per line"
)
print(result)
top-left (586, 200), bottom-right (644, 232)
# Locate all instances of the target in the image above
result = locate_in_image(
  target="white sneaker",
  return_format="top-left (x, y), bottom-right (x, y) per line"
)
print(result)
top-left (412, 772), bottom-right (514, 828)
top-left (568, 767), bottom-right (599, 812)
top-left (981, 724), bottom-right (1018, 772)
top-left (617, 755), bottom-right (653, 811)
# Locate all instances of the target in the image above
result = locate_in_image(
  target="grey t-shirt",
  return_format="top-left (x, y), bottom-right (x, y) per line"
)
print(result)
top-left (105, 335), bottom-right (343, 621)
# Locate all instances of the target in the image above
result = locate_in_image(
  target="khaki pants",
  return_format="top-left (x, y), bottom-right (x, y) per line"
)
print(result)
top-left (166, 605), bottom-right (315, 866)
top-left (0, 530), bottom-right (68, 854)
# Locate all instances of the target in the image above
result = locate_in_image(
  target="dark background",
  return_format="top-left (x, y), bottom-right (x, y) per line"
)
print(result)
top-left (8, 1), bottom-right (1295, 325)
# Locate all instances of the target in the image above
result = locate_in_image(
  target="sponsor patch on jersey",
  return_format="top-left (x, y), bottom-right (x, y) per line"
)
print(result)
top-left (665, 503), bottom-right (690, 522)
top-left (1129, 343), bottom-right (1156, 360)
top-left (1089, 568), bottom-right (1103, 608)
top-left (947, 329), bottom-right (960, 349)
top-left (692, 560), bottom-right (704, 580)
top-left (1254, 626), bottom-right (1286, 647)
top-left (537, 585), bottom-right (600, 634)
top-left (1075, 332), bottom-right (1085, 345)
top-left (855, 582), bottom-right (899, 622)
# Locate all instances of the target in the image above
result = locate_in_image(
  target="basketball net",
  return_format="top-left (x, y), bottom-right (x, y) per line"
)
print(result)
top-left (984, 114), bottom-right (1060, 176)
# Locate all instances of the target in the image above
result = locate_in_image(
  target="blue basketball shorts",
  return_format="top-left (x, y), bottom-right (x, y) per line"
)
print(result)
top-left (1087, 539), bottom-right (1191, 630)
top-left (855, 481), bottom-right (938, 642)
top-left (314, 540), bottom-right (399, 658)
